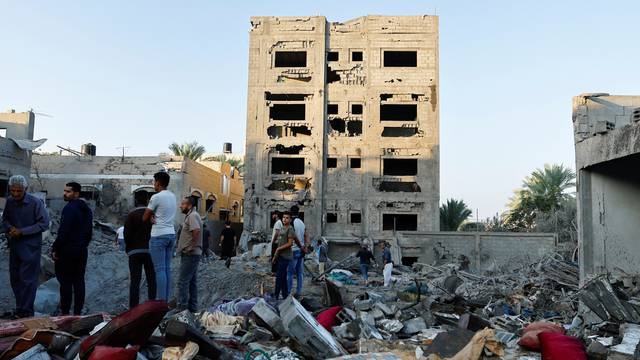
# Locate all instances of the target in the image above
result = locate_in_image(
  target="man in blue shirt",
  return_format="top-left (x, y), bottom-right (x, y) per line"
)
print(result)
top-left (2, 175), bottom-right (50, 318)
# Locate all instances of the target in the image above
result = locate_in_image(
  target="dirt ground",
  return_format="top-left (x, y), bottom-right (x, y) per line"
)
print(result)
top-left (0, 236), bottom-right (274, 316)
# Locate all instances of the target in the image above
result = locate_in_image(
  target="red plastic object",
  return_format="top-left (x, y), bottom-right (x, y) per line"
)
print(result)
top-left (88, 345), bottom-right (139, 360)
top-left (316, 306), bottom-right (342, 331)
top-left (79, 300), bottom-right (169, 359)
top-left (538, 332), bottom-right (587, 360)
top-left (518, 321), bottom-right (565, 351)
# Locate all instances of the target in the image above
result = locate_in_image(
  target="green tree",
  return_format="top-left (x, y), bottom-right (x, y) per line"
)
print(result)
top-left (168, 141), bottom-right (206, 161)
top-left (440, 199), bottom-right (472, 231)
top-left (202, 154), bottom-right (245, 173)
top-left (504, 163), bottom-right (576, 231)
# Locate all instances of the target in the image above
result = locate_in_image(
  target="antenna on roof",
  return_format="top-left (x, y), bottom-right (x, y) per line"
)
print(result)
top-left (116, 146), bottom-right (130, 161)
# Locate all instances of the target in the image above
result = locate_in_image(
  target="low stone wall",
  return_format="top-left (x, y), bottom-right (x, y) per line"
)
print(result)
top-left (326, 232), bottom-right (557, 272)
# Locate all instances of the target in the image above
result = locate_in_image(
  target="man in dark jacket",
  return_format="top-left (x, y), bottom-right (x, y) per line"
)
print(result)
top-left (219, 221), bottom-right (236, 268)
top-left (52, 182), bottom-right (93, 315)
top-left (124, 191), bottom-right (155, 308)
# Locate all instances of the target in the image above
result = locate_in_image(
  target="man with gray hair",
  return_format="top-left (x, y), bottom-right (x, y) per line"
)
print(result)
top-left (1, 175), bottom-right (50, 318)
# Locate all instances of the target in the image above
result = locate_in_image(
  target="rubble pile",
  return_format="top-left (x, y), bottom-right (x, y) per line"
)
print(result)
top-left (3, 239), bottom-right (640, 359)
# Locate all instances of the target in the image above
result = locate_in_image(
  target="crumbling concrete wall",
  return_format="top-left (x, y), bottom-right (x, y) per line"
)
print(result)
top-left (30, 155), bottom-right (244, 230)
top-left (1, 110), bottom-right (37, 209)
top-left (244, 16), bottom-right (439, 242)
top-left (327, 232), bottom-right (557, 272)
top-left (572, 94), bottom-right (640, 281)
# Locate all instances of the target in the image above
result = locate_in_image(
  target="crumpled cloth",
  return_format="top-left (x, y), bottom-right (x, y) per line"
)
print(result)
top-left (162, 341), bottom-right (199, 360)
top-left (200, 311), bottom-right (243, 335)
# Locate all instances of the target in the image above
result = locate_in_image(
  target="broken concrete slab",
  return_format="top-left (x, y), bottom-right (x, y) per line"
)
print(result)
top-left (401, 317), bottom-right (427, 335)
top-left (278, 296), bottom-right (347, 359)
top-left (249, 299), bottom-right (286, 337)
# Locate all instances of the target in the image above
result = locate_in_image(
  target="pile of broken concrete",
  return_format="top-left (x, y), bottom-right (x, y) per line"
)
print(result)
top-left (3, 249), bottom-right (640, 359)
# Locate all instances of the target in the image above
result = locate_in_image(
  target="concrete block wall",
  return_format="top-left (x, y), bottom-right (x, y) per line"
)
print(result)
top-left (572, 94), bottom-right (640, 282)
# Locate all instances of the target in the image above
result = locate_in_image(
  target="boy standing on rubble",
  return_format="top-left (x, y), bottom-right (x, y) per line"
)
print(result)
top-left (52, 182), bottom-right (93, 315)
top-left (382, 242), bottom-right (393, 287)
top-left (143, 171), bottom-right (177, 301)
top-left (2, 175), bottom-right (50, 319)
top-left (176, 197), bottom-right (202, 312)
top-left (124, 191), bottom-right (155, 308)
top-left (272, 211), bottom-right (294, 299)
top-left (270, 211), bottom-right (283, 275)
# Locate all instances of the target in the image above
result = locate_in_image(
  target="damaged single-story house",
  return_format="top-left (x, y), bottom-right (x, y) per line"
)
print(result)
top-left (572, 93), bottom-right (640, 282)
top-left (29, 153), bottom-right (244, 240)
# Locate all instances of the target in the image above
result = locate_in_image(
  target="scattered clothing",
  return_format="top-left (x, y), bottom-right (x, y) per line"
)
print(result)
top-left (2, 193), bottom-right (50, 318)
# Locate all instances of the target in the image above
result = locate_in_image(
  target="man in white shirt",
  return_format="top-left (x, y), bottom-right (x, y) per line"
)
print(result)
top-left (270, 211), bottom-right (283, 275)
top-left (288, 205), bottom-right (309, 297)
top-left (115, 226), bottom-right (125, 251)
top-left (143, 172), bottom-right (177, 301)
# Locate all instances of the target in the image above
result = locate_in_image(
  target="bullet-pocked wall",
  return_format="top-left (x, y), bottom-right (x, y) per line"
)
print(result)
top-left (244, 16), bottom-right (439, 241)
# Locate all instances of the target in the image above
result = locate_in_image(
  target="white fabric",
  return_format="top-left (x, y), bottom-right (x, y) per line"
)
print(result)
top-left (147, 189), bottom-right (177, 236)
top-left (271, 219), bottom-right (283, 242)
top-left (292, 218), bottom-right (305, 251)
top-left (383, 263), bottom-right (393, 287)
top-left (116, 226), bottom-right (124, 239)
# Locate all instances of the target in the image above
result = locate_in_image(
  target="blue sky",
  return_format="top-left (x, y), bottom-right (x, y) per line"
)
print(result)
top-left (2, 0), bottom-right (639, 218)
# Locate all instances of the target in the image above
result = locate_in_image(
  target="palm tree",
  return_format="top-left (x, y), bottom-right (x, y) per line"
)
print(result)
top-left (440, 199), bottom-right (472, 231)
top-left (203, 154), bottom-right (244, 173)
top-left (168, 141), bottom-right (206, 161)
top-left (504, 163), bottom-right (575, 230)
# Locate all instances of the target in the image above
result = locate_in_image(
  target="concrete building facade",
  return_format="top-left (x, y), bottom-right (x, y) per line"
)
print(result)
top-left (243, 16), bottom-right (440, 243)
top-left (572, 93), bottom-right (640, 281)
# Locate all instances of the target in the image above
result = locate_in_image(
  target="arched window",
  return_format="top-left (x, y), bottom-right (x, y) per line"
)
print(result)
top-left (206, 194), bottom-right (217, 213)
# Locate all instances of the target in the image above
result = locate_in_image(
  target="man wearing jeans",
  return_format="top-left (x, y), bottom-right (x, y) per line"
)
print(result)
top-left (288, 205), bottom-right (309, 297)
top-left (143, 172), bottom-right (177, 301)
top-left (124, 191), bottom-right (155, 308)
top-left (176, 197), bottom-right (202, 312)
top-left (356, 244), bottom-right (376, 285)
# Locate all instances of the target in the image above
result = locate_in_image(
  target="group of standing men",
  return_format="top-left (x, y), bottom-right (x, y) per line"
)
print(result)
top-left (124, 171), bottom-right (207, 312)
top-left (3, 176), bottom-right (93, 318)
top-left (2, 171), bottom-right (223, 318)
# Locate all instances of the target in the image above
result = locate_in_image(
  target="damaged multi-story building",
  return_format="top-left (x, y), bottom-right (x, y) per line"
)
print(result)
top-left (1, 109), bottom-right (46, 209)
top-left (243, 15), bottom-right (440, 245)
top-left (572, 93), bottom-right (640, 282)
